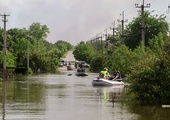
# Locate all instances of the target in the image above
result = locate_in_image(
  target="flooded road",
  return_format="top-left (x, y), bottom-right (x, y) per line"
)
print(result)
top-left (0, 70), bottom-right (170, 120)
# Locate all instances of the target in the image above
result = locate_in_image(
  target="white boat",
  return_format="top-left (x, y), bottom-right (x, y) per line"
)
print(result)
top-left (92, 78), bottom-right (124, 86)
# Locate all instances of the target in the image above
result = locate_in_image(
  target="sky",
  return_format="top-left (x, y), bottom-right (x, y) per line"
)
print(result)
top-left (0, 0), bottom-right (170, 45)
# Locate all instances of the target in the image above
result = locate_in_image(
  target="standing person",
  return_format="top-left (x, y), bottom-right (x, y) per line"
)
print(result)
top-left (98, 67), bottom-right (110, 79)
top-left (37, 68), bottom-right (40, 73)
top-left (108, 69), bottom-right (121, 80)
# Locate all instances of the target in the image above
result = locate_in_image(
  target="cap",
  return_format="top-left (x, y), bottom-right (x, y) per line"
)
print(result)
top-left (104, 67), bottom-right (108, 71)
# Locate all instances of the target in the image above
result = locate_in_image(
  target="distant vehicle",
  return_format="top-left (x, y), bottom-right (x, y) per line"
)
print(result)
top-left (59, 60), bottom-right (67, 67)
top-left (81, 62), bottom-right (90, 68)
top-left (59, 62), bottom-right (64, 67)
top-left (75, 61), bottom-right (90, 68)
top-left (61, 60), bottom-right (67, 66)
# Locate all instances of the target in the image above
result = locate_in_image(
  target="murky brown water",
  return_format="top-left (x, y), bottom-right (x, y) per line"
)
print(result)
top-left (0, 70), bottom-right (170, 120)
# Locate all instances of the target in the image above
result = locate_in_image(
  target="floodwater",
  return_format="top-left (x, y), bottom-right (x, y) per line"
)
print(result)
top-left (0, 69), bottom-right (170, 120)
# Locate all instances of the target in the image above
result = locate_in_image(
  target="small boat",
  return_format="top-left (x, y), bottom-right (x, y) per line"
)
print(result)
top-left (75, 72), bottom-right (88, 76)
top-left (92, 78), bottom-right (124, 86)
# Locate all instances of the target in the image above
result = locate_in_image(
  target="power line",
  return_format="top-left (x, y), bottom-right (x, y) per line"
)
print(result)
top-left (124, 0), bottom-right (141, 18)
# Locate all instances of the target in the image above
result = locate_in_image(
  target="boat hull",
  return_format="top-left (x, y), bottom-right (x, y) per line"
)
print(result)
top-left (75, 72), bottom-right (88, 76)
top-left (92, 78), bottom-right (124, 86)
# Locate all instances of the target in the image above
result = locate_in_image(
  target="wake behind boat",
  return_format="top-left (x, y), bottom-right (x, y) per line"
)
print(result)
top-left (92, 78), bottom-right (124, 86)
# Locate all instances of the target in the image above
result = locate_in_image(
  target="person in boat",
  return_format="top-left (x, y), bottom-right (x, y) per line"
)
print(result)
top-left (81, 67), bottom-right (86, 72)
top-left (77, 67), bottom-right (82, 72)
top-left (77, 66), bottom-right (86, 72)
top-left (108, 69), bottom-right (121, 80)
top-left (98, 67), bottom-right (110, 79)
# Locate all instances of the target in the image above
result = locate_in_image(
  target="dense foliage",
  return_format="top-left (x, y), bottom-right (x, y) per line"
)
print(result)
top-left (103, 45), bottom-right (136, 77)
top-left (90, 56), bottom-right (103, 72)
top-left (124, 11), bottom-right (169, 50)
top-left (128, 33), bottom-right (170, 104)
top-left (0, 22), bottom-right (73, 74)
top-left (73, 42), bottom-right (95, 63)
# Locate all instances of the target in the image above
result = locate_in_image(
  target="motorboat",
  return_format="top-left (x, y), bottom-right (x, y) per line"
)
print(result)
top-left (92, 78), bottom-right (124, 86)
top-left (75, 72), bottom-right (88, 76)
top-left (75, 67), bottom-right (88, 76)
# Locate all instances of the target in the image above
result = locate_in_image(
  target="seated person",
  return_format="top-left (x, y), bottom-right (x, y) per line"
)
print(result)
top-left (108, 69), bottom-right (121, 80)
top-left (98, 68), bottom-right (110, 79)
top-left (81, 67), bottom-right (86, 72)
top-left (77, 67), bottom-right (81, 72)
top-left (77, 67), bottom-right (86, 72)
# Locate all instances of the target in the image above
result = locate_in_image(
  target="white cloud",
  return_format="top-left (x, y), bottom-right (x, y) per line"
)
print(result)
top-left (0, 0), bottom-right (169, 45)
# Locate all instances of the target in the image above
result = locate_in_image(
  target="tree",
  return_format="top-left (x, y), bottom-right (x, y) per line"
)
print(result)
top-left (7, 28), bottom-right (28, 67)
top-left (73, 43), bottom-right (95, 63)
top-left (90, 56), bottom-right (103, 72)
top-left (0, 22), bottom-right (74, 74)
top-left (29, 22), bottom-right (49, 41)
top-left (124, 11), bottom-right (169, 50)
top-left (54, 40), bottom-right (73, 53)
top-left (0, 50), bottom-right (16, 67)
top-left (28, 22), bottom-right (50, 51)
top-left (0, 28), bottom-right (4, 49)
top-left (128, 34), bottom-right (170, 104)
top-left (104, 45), bottom-right (136, 77)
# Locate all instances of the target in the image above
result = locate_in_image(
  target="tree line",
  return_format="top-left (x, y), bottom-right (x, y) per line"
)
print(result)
top-left (0, 22), bottom-right (73, 74)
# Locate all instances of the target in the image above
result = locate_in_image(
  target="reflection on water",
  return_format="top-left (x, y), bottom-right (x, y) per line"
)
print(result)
top-left (2, 80), bottom-right (6, 120)
top-left (94, 86), bottom-right (124, 107)
top-left (0, 72), bottom-right (170, 120)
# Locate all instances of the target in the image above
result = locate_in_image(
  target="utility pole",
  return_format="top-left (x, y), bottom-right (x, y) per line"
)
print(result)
top-left (118, 11), bottom-right (128, 44)
top-left (100, 32), bottom-right (104, 59)
top-left (168, 5), bottom-right (170, 36)
top-left (135, 0), bottom-right (150, 46)
top-left (0, 14), bottom-right (10, 75)
top-left (104, 28), bottom-right (108, 59)
top-left (27, 35), bottom-right (30, 70)
top-left (96, 34), bottom-right (100, 53)
top-left (110, 21), bottom-right (115, 41)
top-left (104, 28), bottom-right (108, 41)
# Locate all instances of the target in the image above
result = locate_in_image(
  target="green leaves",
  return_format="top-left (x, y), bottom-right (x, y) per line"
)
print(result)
top-left (128, 35), bottom-right (170, 105)
top-left (73, 43), bottom-right (95, 63)
top-left (124, 11), bottom-right (168, 50)
top-left (0, 22), bottom-right (73, 73)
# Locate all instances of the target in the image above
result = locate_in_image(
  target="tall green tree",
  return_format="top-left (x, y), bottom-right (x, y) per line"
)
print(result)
top-left (73, 43), bottom-right (95, 63)
top-left (124, 11), bottom-right (169, 50)
top-left (104, 45), bottom-right (136, 77)
top-left (28, 22), bottom-right (50, 51)
top-left (128, 34), bottom-right (170, 104)
top-left (28, 22), bottom-right (49, 40)
top-left (54, 40), bottom-right (73, 51)
top-left (7, 28), bottom-right (28, 67)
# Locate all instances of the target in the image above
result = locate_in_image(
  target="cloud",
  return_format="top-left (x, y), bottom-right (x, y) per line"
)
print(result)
top-left (0, 0), bottom-right (169, 45)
